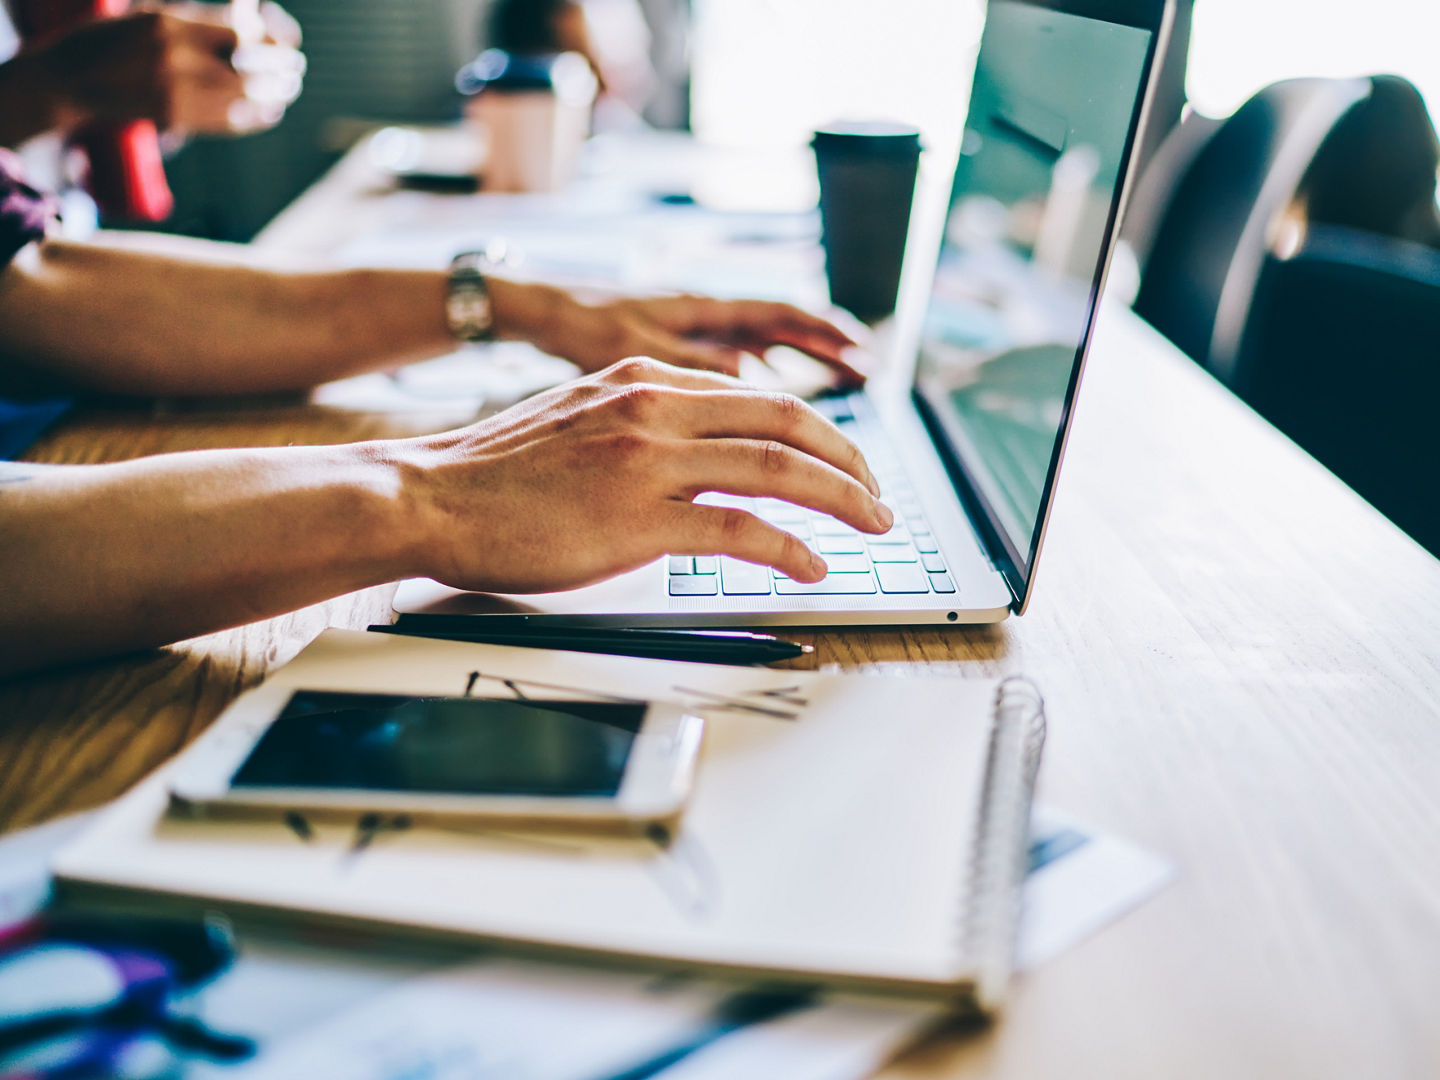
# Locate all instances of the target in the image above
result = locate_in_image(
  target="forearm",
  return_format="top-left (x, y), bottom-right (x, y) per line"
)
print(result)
top-left (0, 235), bottom-right (861, 395)
top-left (0, 447), bottom-right (426, 677)
top-left (0, 240), bottom-right (461, 396)
top-left (0, 355), bottom-right (888, 675)
top-left (0, 239), bottom-right (575, 397)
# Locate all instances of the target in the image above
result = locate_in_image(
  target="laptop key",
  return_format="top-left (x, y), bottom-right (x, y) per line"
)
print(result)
top-left (928, 572), bottom-right (957, 594)
top-left (668, 556), bottom-right (694, 575)
top-left (811, 517), bottom-right (859, 536)
top-left (921, 552), bottom-right (947, 573)
top-left (816, 535), bottom-right (866, 555)
top-left (914, 534), bottom-right (941, 554)
top-left (719, 558), bottom-right (772, 595)
top-left (669, 575), bottom-right (719, 596)
top-left (774, 572), bottom-right (878, 595)
top-left (868, 544), bottom-right (919, 563)
top-left (693, 556), bottom-right (718, 575)
top-left (868, 526), bottom-right (911, 545)
top-left (876, 563), bottom-right (930, 594)
top-left (816, 552), bottom-right (872, 574)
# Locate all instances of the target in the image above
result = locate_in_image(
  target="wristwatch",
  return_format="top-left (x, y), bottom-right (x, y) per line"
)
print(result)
top-left (446, 250), bottom-right (498, 343)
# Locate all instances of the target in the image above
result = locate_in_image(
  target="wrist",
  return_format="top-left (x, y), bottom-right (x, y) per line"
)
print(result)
top-left (352, 437), bottom-right (452, 585)
top-left (487, 277), bottom-right (572, 351)
top-left (321, 440), bottom-right (438, 587)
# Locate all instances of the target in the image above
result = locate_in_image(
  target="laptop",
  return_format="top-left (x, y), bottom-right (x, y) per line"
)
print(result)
top-left (394, 0), bottom-right (1174, 628)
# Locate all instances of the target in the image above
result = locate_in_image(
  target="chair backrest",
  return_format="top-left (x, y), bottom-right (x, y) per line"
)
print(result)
top-left (1299, 74), bottom-right (1440, 249)
top-left (1242, 226), bottom-right (1440, 553)
top-left (1120, 107), bottom-right (1220, 267)
top-left (1131, 77), bottom-right (1371, 384)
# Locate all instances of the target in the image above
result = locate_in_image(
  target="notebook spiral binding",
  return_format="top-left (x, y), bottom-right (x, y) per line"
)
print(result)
top-left (959, 676), bottom-right (1047, 1014)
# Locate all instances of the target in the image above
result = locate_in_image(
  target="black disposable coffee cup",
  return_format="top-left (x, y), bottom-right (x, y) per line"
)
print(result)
top-left (811, 121), bottom-right (923, 323)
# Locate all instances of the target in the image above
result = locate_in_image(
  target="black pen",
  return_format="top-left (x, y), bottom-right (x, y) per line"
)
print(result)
top-left (367, 622), bottom-right (811, 666)
top-left (586, 987), bottom-right (817, 1080)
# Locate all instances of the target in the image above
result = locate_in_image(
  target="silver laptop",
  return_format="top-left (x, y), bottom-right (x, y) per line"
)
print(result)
top-left (394, 0), bottom-right (1173, 628)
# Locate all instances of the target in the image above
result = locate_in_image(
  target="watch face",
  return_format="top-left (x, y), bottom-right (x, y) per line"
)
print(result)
top-left (448, 279), bottom-right (493, 340)
top-left (452, 289), bottom-right (491, 324)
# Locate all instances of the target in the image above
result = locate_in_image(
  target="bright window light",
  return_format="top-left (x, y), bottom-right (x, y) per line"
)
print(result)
top-left (1186, 0), bottom-right (1440, 119)
top-left (690, 0), bottom-right (983, 153)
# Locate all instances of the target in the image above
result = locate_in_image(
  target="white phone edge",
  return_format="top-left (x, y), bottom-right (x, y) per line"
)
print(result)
top-left (167, 686), bottom-right (706, 829)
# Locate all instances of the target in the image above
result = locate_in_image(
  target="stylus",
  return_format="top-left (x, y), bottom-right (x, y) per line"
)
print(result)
top-left (367, 623), bottom-right (811, 666)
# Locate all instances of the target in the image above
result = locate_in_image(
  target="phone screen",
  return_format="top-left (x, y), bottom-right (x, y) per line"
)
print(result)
top-left (230, 691), bottom-right (644, 798)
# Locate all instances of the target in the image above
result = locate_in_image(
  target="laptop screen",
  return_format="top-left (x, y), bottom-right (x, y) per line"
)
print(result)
top-left (913, 0), bottom-right (1158, 602)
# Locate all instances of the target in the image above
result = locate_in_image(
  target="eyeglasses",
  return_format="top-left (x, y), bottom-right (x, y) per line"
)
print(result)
top-left (0, 912), bottom-right (253, 1079)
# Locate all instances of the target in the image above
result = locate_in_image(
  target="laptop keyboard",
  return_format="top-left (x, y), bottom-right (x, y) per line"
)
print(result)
top-left (668, 393), bottom-right (956, 598)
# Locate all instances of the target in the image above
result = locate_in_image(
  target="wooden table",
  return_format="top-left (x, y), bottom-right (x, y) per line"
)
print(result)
top-left (4, 136), bottom-right (1440, 1080)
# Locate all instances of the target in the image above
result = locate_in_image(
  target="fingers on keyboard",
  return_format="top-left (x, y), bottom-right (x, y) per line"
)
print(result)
top-left (673, 402), bottom-right (958, 598)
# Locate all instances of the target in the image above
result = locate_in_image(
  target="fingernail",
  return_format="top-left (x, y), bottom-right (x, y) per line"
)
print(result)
top-left (874, 502), bottom-right (894, 531)
top-left (865, 470), bottom-right (882, 498)
top-left (810, 552), bottom-right (829, 579)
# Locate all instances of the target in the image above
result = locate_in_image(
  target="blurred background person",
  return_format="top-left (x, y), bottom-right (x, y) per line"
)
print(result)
top-left (487, 0), bottom-right (686, 129)
top-left (0, 0), bottom-right (687, 242)
top-left (0, 1), bottom-right (304, 230)
top-left (0, 1), bottom-right (303, 147)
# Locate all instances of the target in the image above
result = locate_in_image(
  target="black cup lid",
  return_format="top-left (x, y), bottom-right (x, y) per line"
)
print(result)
top-left (457, 49), bottom-right (553, 94)
top-left (456, 49), bottom-right (596, 102)
top-left (811, 121), bottom-right (922, 155)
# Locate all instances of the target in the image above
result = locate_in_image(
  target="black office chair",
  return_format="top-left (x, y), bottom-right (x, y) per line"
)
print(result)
top-left (1128, 76), bottom-right (1371, 384)
top-left (1240, 228), bottom-right (1440, 554)
top-left (1129, 74), bottom-right (1440, 554)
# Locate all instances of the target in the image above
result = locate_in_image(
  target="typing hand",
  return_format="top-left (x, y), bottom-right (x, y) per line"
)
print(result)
top-left (495, 282), bottom-right (869, 389)
top-left (399, 358), bottom-right (891, 594)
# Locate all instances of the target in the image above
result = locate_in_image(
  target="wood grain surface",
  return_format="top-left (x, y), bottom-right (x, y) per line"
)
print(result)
top-left (5, 139), bottom-right (1439, 1080)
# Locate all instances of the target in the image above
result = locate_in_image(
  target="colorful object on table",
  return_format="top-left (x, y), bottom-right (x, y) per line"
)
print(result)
top-left (0, 150), bottom-right (73, 461)
top-left (0, 913), bottom-right (252, 1079)
top-left (11, 0), bottom-right (175, 223)
top-left (0, 149), bottom-right (56, 265)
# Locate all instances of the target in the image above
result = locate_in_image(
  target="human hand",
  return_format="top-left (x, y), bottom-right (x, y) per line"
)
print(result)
top-left (33, 5), bottom-right (305, 136)
top-left (493, 280), bottom-right (869, 388)
top-left (396, 357), bottom-right (891, 594)
top-left (247, 2), bottom-right (304, 50)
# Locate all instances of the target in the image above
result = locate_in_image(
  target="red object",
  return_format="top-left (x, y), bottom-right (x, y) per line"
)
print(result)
top-left (12, 0), bottom-right (175, 222)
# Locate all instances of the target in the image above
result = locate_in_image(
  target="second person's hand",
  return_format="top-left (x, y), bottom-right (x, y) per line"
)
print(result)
top-left (28, 5), bottom-right (305, 137)
top-left (491, 280), bottom-right (869, 389)
top-left (386, 357), bottom-right (891, 595)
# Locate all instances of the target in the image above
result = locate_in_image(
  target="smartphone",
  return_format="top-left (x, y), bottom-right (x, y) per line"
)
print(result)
top-left (169, 690), bottom-right (705, 830)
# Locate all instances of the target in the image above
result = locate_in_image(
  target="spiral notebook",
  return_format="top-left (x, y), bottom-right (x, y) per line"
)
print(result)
top-left (53, 630), bottom-right (1045, 1011)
